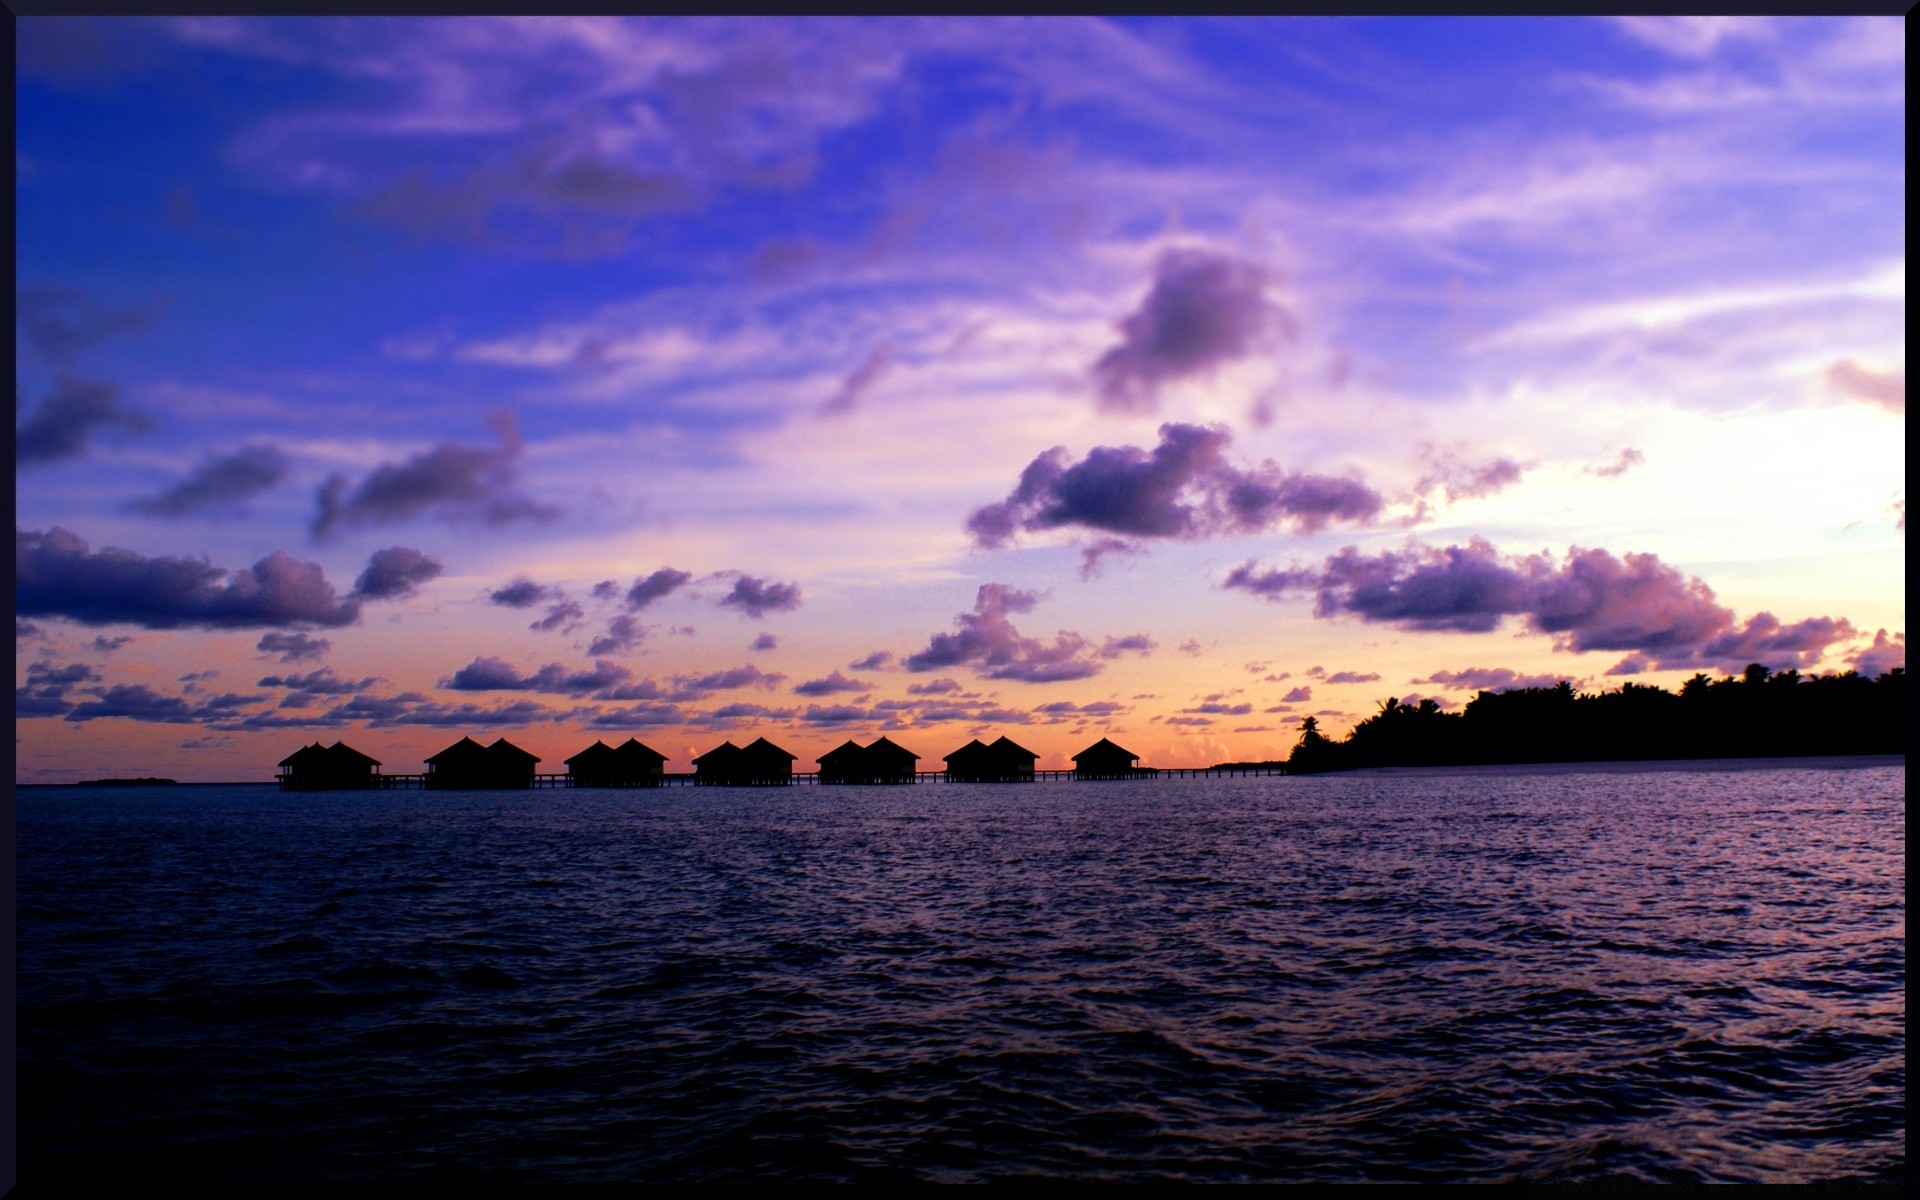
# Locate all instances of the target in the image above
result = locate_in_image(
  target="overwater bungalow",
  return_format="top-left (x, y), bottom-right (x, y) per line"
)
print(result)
top-left (692, 740), bottom-right (744, 786)
top-left (945, 735), bottom-right (1037, 782)
top-left (1072, 737), bottom-right (1143, 780)
top-left (566, 738), bottom-right (667, 787)
top-left (740, 737), bottom-right (796, 785)
top-left (277, 741), bottom-right (381, 791)
top-left (818, 736), bottom-right (920, 784)
top-left (425, 736), bottom-right (539, 790)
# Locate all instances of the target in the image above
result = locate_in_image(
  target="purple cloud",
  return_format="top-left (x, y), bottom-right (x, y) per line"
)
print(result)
top-left (1091, 249), bottom-right (1284, 412)
top-left (128, 444), bottom-right (288, 516)
top-left (15, 661), bottom-right (100, 718)
top-left (310, 413), bottom-right (558, 540)
top-left (1827, 360), bottom-right (1903, 414)
top-left (18, 526), bottom-right (364, 630)
top-left (849, 650), bottom-right (891, 670)
top-left (1079, 536), bottom-right (1144, 580)
top-left (1848, 629), bottom-right (1904, 677)
top-left (1587, 448), bottom-right (1645, 478)
top-left (531, 599), bottom-right (583, 633)
top-left (17, 376), bottom-right (152, 466)
top-left (1226, 538), bottom-right (1858, 672)
top-left (1282, 686), bottom-right (1313, 702)
top-left (256, 631), bottom-right (331, 663)
top-left (490, 578), bottom-right (554, 608)
top-left (819, 345), bottom-right (892, 416)
top-left (968, 423), bottom-right (1381, 549)
top-left (588, 615), bottom-right (646, 655)
top-left (902, 583), bottom-right (1105, 683)
top-left (627, 567), bottom-right (693, 610)
top-left (907, 677), bottom-right (963, 695)
top-left (793, 670), bottom-right (871, 696)
top-left (1416, 667), bottom-right (1568, 692)
top-left (352, 546), bottom-right (443, 600)
top-left (15, 284), bottom-right (160, 363)
top-left (1098, 633), bottom-right (1155, 659)
top-left (1414, 447), bottom-right (1529, 504)
top-left (442, 656), bottom-right (633, 696)
top-left (751, 633), bottom-right (780, 652)
top-left (719, 575), bottom-right (802, 619)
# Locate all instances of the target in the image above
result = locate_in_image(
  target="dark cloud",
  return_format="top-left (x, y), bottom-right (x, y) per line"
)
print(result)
top-left (531, 599), bottom-right (583, 633)
top-left (719, 575), bottom-right (802, 619)
top-left (590, 580), bottom-right (620, 601)
top-left (64, 684), bottom-right (265, 726)
top-left (442, 657), bottom-right (633, 696)
top-left (18, 526), bottom-right (362, 630)
top-left (1325, 670), bottom-right (1381, 685)
top-left (1079, 537), bottom-right (1144, 580)
top-left (91, 635), bottom-right (134, 654)
top-left (352, 546), bottom-right (443, 600)
top-left (1849, 629), bottom-right (1904, 678)
top-left (15, 661), bottom-right (100, 718)
top-left (489, 578), bottom-right (555, 608)
top-left (588, 703), bottom-right (692, 729)
top-left (128, 444), bottom-right (288, 516)
top-left (672, 664), bottom-right (784, 699)
top-left (793, 670), bottom-right (871, 696)
top-left (819, 346), bottom-right (892, 417)
top-left (751, 633), bottom-right (780, 652)
top-left (17, 376), bottom-right (152, 466)
top-left (626, 567), bottom-right (693, 610)
top-left (1091, 249), bottom-right (1284, 412)
top-left (257, 667), bottom-right (379, 694)
top-left (15, 284), bottom-right (160, 363)
top-left (257, 632), bottom-right (331, 663)
top-left (588, 615), bottom-right (646, 656)
top-left (310, 413), bottom-right (559, 540)
top-left (902, 583), bottom-right (1104, 683)
top-left (800, 704), bottom-right (871, 725)
top-left (1184, 701), bottom-right (1253, 716)
top-left (907, 677), bottom-right (964, 695)
top-left (18, 619), bottom-right (47, 642)
top-left (968, 423), bottom-right (1381, 549)
top-left (1225, 538), bottom-right (1858, 673)
top-left (1415, 667), bottom-right (1567, 693)
top-left (1282, 686), bottom-right (1313, 702)
top-left (1587, 448), bottom-right (1645, 478)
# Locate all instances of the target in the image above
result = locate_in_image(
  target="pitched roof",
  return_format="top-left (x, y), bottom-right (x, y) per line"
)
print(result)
top-left (425, 735), bottom-right (488, 764)
top-left (326, 741), bottom-right (381, 768)
top-left (566, 740), bottom-right (616, 767)
top-left (1072, 737), bottom-right (1137, 763)
top-left (866, 735), bottom-right (918, 761)
top-left (610, 739), bottom-right (666, 764)
top-left (278, 742), bottom-right (329, 768)
top-left (742, 736), bottom-right (795, 761)
top-left (817, 739), bottom-right (866, 766)
top-left (943, 738), bottom-right (989, 764)
top-left (486, 737), bottom-right (540, 765)
top-left (692, 740), bottom-right (743, 765)
top-left (986, 735), bottom-right (1038, 761)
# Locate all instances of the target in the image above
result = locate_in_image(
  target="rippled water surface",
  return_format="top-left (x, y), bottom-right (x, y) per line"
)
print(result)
top-left (17, 761), bottom-right (1905, 1183)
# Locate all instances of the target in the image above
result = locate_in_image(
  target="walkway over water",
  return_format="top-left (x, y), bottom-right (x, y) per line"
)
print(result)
top-left (349, 765), bottom-right (1286, 790)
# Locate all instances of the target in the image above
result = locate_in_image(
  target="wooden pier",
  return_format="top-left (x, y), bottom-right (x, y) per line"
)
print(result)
top-left (351, 764), bottom-right (1284, 790)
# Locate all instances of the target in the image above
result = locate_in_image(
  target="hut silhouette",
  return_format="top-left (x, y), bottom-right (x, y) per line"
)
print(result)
top-left (694, 737), bottom-right (794, 786)
top-left (945, 735), bottom-right (1037, 782)
top-left (1072, 737), bottom-right (1142, 780)
top-left (425, 735), bottom-right (539, 790)
top-left (566, 738), bottom-right (666, 787)
top-left (817, 736), bottom-right (920, 784)
top-left (277, 741), bottom-right (380, 791)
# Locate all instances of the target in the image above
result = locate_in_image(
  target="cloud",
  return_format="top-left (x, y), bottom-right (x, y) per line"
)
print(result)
top-left (1613, 16), bottom-right (1776, 58)
top-left (530, 599), bottom-right (584, 633)
top-left (751, 633), bottom-right (780, 652)
top-left (64, 684), bottom-right (265, 726)
top-left (91, 635), bottom-right (134, 654)
top-left (1415, 667), bottom-right (1568, 692)
top-left (310, 412), bottom-right (558, 540)
top-left (442, 656), bottom-right (634, 696)
top-left (127, 444), bottom-right (289, 516)
top-left (1587, 448), bottom-right (1645, 478)
top-left (1413, 447), bottom-right (1529, 504)
top-left (850, 650), bottom-right (895, 670)
top-left (256, 631), bottom-right (331, 663)
top-left (16, 376), bottom-right (152, 466)
top-left (968, 423), bottom-right (1382, 549)
top-left (719, 575), bottom-right (802, 618)
top-left (907, 677), bottom-right (963, 695)
top-left (626, 567), bottom-right (693, 609)
top-left (1848, 629), bottom-right (1904, 678)
top-left (15, 661), bottom-right (101, 718)
top-left (1224, 538), bottom-right (1858, 672)
top-left (15, 284), bottom-right (160, 363)
top-left (1826, 359), bottom-right (1903, 414)
top-left (351, 546), bottom-right (443, 600)
top-left (800, 703), bottom-right (870, 725)
top-left (671, 664), bottom-right (785, 699)
top-left (18, 526), bottom-right (363, 629)
top-left (819, 345), bottom-right (892, 416)
top-left (1098, 633), bottom-right (1155, 659)
top-left (1282, 686), bottom-right (1313, 702)
top-left (902, 582), bottom-right (1105, 683)
top-left (588, 614), bottom-right (646, 655)
top-left (1079, 536), bottom-right (1144, 580)
top-left (793, 670), bottom-right (870, 696)
top-left (1090, 248), bottom-right (1285, 412)
top-left (489, 578), bottom-right (555, 608)
top-left (1179, 639), bottom-right (1203, 656)
top-left (257, 667), bottom-right (382, 707)
top-left (1324, 671), bottom-right (1380, 684)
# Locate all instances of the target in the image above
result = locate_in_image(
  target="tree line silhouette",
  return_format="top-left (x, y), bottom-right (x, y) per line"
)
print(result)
top-left (1286, 665), bottom-right (1906, 773)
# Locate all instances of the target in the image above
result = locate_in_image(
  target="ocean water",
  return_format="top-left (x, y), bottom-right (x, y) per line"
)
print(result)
top-left (15, 760), bottom-right (1905, 1183)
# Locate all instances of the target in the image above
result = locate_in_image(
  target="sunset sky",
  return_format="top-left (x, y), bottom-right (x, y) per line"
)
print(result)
top-left (15, 16), bottom-right (1906, 782)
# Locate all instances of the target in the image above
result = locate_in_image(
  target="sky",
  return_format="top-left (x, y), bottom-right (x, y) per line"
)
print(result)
top-left (14, 16), bottom-right (1906, 782)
